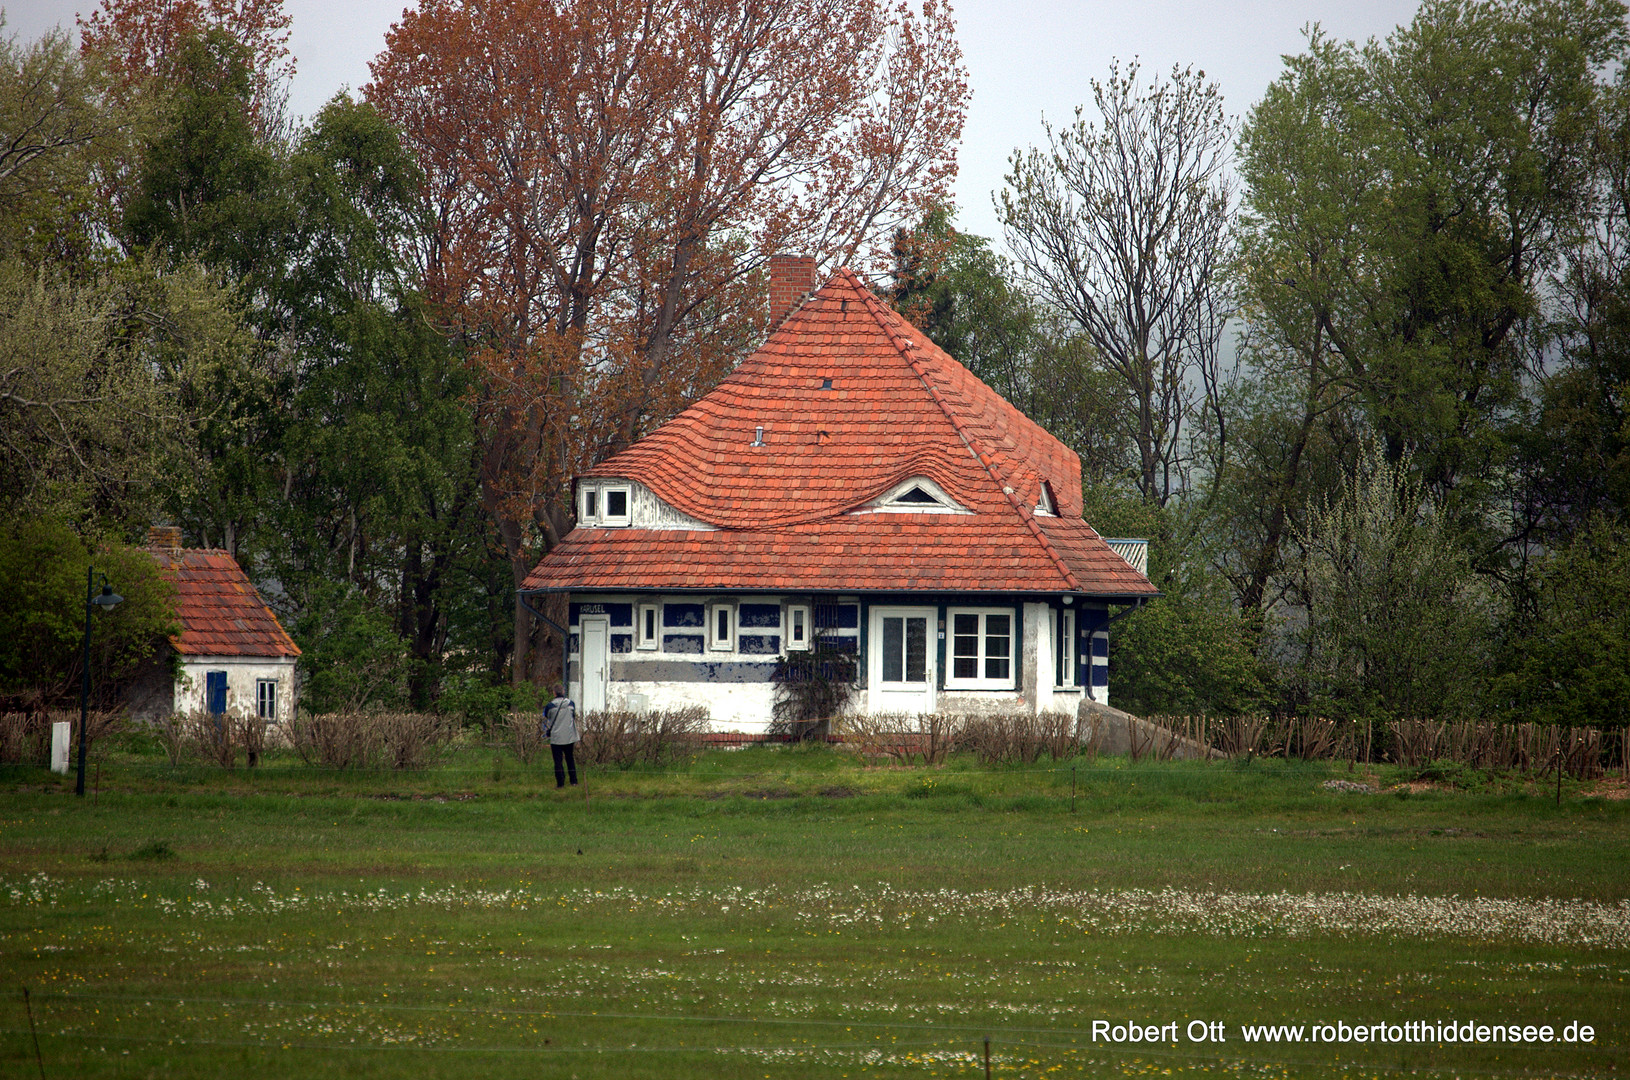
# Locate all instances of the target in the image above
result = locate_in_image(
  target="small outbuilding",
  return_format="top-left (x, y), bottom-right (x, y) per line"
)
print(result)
top-left (520, 261), bottom-right (1157, 730)
top-left (127, 527), bottom-right (300, 724)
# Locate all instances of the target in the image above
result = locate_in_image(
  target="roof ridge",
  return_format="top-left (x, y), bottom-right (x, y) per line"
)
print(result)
top-left (847, 276), bottom-right (1081, 592)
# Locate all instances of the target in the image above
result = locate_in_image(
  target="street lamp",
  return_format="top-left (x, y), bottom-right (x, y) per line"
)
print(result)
top-left (78, 567), bottom-right (123, 797)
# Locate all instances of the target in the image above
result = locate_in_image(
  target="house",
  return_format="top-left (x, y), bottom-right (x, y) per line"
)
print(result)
top-left (519, 259), bottom-right (1157, 731)
top-left (127, 527), bottom-right (301, 724)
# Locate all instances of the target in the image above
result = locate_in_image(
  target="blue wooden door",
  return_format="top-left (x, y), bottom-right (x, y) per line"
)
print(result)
top-left (206, 671), bottom-right (228, 715)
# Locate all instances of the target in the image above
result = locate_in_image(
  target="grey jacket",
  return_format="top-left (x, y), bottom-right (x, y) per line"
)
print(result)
top-left (543, 696), bottom-right (579, 745)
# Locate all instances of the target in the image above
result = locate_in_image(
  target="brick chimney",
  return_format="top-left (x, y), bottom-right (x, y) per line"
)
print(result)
top-left (147, 525), bottom-right (183, 551)
top-left (769, 254), bottom-right (819, 324)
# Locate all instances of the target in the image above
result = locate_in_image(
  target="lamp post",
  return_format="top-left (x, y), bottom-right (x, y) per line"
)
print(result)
top-left (78, 567), bottom-right (123, 797)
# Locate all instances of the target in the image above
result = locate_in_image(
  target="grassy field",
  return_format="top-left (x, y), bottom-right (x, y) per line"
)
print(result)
top-left (2, 744), bottom-right (1627, 1078)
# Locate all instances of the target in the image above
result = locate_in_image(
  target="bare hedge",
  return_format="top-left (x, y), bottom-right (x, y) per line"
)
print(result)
top-left (1143, 714), bottom-right (1624, 779)
top-left (837, 711), bottom-right (1101, 767)
top-left (285, 711), bottom-right (460, 770)
top-left (578, 708), bottom-right (710, 769)
top-left (0, 710), bottom-right (123, 766)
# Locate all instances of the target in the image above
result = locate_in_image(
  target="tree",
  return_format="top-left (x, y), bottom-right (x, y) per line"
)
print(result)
top-left (1493, 517), bottom-right (1630, 727)
top-left (999, 59), bottom-right (1233, 507)
top-left (0, 518), bottom-right (179, 709)
top-left (0, 27), bottom-right (133, 264)
top-left (79, 0), bottom-right (294, 139)
top-left (889, 207), bottom-right (1136, 487)
top-left (368, 0), bottom-right (969, 683)
top-left (1293, 442), bottom-right (1495, 723)
top-left (271, 93), bottom-right (487, 708)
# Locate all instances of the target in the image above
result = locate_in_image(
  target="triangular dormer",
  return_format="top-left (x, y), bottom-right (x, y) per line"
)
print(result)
top-left (856, 477), bottom-right (970, 515)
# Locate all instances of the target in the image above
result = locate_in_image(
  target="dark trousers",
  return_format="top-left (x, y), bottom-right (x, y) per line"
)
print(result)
top-left (551, 742), bottom-right (578, 787)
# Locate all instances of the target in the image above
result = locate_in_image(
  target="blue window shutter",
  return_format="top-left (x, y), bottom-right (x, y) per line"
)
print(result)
top-left (206, 671), bottom-right (228, 715)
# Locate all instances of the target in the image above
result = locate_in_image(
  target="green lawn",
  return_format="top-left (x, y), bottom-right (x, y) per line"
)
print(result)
top-left (3, 745), bottom-right (1626, 1078)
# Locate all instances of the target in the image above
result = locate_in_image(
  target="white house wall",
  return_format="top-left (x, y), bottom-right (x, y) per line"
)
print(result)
top-left (565, 594), bottom-right (1115, 732)
top-left (174, 656), bottom-right (297, 725)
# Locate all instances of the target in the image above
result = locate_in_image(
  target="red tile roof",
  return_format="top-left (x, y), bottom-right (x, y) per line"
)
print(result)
top-left (524, 268), bottom-right (1157, 599)
top-left (148, 549), bottom-right (301, 658)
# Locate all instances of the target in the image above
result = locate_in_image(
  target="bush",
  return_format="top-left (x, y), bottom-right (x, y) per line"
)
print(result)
top-left (0, 709), bottom-right (123, 766)
top-left (957, 710), bottom-right (1088, 766)
top-left (837, 712), bottom-right (962, 765)
top-left (578, 708), bottom-right (709, 769)
top-left (493, 710), bottom-right (546, 765)
top-left (285, 710), bottom-right (459, 770)
top-left (770, 635), bottom-right (858, 739)
top-left (155, 710), bottom-right (269, 769)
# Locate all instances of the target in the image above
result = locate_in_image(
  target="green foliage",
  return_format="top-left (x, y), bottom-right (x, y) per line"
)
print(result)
top-left (0, 27), bottom-right (133, 264)
top-left (1294, 443), bottom-right (1496, 723)
top-left (1083, 486), bottom-right (1266, 716)
top-left (122, 28), bottom-right (282, 279)
top-left (0, 517), bottom-right (178, 707)
top-left (1495, 518), bottom-right (1630, 727)
top-left (292, 588), bottom-right (413, 714)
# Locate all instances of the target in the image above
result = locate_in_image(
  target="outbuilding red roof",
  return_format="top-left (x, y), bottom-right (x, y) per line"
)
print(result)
top-left (524, 268), bottom-right (1157, 598)
top-left (148, 549), bottom-right (301, 658)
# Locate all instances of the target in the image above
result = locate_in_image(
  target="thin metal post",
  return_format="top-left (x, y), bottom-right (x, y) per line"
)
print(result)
top-left (77, 566), bottom-right (93, 797)
top-left (1071, 765), bottom-right (1076, 813)
top-left (24, 986), bottom-right (45, 1080)
top-left (984, 1035), bottom-right (992, 1080)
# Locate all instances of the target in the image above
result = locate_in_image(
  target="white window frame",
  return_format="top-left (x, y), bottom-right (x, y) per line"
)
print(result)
top-left (256, 677), bottom-right (278, 720)
top-left (1036, 481), bottom-right (1056, 516)
top-left (785, 604), bottom-right (811, 651)
top-left (637, 603), bottom-right (660, 650)
top-left (858, 476), bottom-right (971, 515)
top-left (601, 483), bottom-right (632, 527)
top-left (579, 483), bottom-right (599, 524)
top-left (945, 607), bottom-right (1016, 690)
top-left (708, 602), bottom-right (734, 652)
top-left (1056, 609), bottom-right (1076, 689)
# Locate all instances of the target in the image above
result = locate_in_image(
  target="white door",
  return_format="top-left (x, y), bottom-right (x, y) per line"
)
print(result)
top-left (868, 606), bottom-right (936, 713)
top-left (580, 617), bottom-right (609, 713)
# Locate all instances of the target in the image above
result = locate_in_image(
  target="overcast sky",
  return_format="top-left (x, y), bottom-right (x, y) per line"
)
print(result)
top-left (5, 0), bottom-right (1421, 244)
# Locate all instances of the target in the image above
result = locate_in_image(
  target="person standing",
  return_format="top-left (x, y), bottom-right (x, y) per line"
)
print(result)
top-left (542, 686), bottom-right (579, 788)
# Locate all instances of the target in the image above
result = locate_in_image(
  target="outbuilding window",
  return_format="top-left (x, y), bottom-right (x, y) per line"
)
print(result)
top-left (256, 678), bottom-right (278, 720)
top-left (946, 608), bottom-right (1014, 689)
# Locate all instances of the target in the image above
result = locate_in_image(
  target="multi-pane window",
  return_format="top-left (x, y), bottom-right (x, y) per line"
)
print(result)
top-left (256, 678), bottom-right (277, 720)
top-left (879, 614), bottom-right (929, 683)
top-left (946, 609), bottom-right (1013, 689)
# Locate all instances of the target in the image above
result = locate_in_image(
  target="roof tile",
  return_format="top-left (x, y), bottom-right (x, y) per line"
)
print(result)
top-left (527, 269), bottom-right (1157, 598)
top-left (148, 549), bottom-right (301, 658)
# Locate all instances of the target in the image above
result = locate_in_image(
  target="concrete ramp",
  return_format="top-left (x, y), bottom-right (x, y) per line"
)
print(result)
top-left (1079, 699), bottom-right (1221, 760)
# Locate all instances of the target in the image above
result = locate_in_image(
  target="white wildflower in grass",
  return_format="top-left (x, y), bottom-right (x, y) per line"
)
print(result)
top-left (8, 875), bottom-right (1629, 948)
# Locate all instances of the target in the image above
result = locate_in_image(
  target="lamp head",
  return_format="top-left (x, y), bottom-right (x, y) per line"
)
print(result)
top-left (92, 584), bottom-right (123, 609)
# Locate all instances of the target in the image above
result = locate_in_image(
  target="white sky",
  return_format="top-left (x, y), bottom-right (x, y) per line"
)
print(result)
top-left (5, 0), bottom-right (1421, 244)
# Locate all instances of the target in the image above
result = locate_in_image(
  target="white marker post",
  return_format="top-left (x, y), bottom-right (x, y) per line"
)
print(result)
top-left (50, 721), bottom-right (70, 774)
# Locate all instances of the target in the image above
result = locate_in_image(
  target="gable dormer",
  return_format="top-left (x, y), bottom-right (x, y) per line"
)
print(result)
top-left (854, 476), bottom-right (971, 515)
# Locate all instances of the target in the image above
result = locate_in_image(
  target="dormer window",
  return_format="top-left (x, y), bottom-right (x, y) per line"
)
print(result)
top-left (578, 481), bottom-right (632, 527)
top-left (1035, 482), bottom-right (1056, 516)
top-left (861, 476), bottom-right (970, 515)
